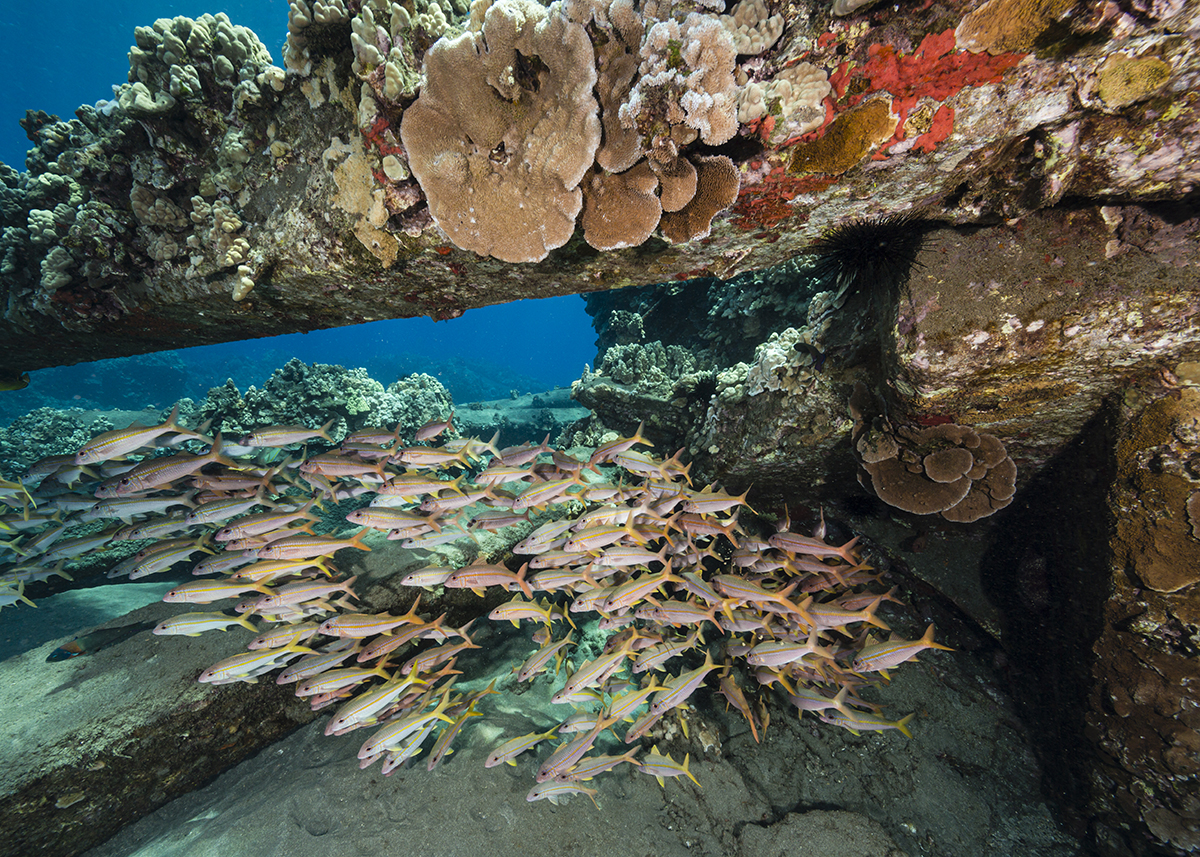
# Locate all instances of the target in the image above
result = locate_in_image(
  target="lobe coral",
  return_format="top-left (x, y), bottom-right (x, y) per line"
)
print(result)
top-left (399, 0), bottom-right (601, 263)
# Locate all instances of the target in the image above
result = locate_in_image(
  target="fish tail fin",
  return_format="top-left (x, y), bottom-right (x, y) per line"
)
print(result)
top-left (836, 535), bottom-right (861, 564)
top-left (862, 599), bottom-right (890, 631)
top-left (399, 592), bottom-right (423, 626)
top-left (921, 623), bottom-right (954, 651)
top-left (13, 581), bottom-right (36, 608)
top-left (446, 473), bottom-right (468, 497)
top-left (482, 429), bottom-right (502, 460)
top-left (738, 484), bottom-right (758, 516)
top-left (895, 712), bottom-right (915, 739)
top-left (161, 402), bottom-right (182, 431)
top-left (682, 753), bottom-right (702, 788)
top-left (458, 618), bottom-right (479, 648)
top-left (207, 434), bottom-right (241, 470)
top-left (515, 562), bottom-right (533, 599)
top-left (349, 529), bottom-right (372, 552)
top-left (317, 418), bottom-right (336, 444)
top-left (831, 685), bottom-right (853, 718)
top-left (630, 420), bottom-right (652, 449)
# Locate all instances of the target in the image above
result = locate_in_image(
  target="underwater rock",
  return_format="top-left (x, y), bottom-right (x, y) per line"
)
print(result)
top-left (571, 341), bottom-right (716, 451)
top-left (1, 5), bottom-right (1198, 373)
top-left (932, 372), bottom-right (1200, 857)
top-left (1084, 385), bottom-right (1200, 856)
top-left (737, 809), bottom-right (903, 857)
top-left (0, 598), bottom-right (316, 857)
top-left (575, 206), bottom-right (1200, 519)
top-left (453, 388), bottom-right (590, 447)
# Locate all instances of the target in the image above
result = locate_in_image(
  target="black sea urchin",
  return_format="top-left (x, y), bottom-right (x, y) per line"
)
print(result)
top-left (807, 212), bottom-right (929, 301)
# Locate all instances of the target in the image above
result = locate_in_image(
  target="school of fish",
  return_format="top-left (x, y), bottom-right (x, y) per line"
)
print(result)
top-left (0, 405), bottom-right (952, 806)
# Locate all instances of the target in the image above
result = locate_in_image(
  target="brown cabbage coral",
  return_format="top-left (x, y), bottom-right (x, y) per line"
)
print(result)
top-left (580, 162), bottom-right (662, 250)
top-left (400, 0), bottom-right (601, 262)
top-left (659, 154), bottom-right (740, 243)
top-left (853, 415), bottom-right (1017, 523)
top-left (651, 155), bottom-right (697, 212)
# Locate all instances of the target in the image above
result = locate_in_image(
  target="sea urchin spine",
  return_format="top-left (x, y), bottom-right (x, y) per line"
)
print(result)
top-left (806, 212), bottom-right (929, 301)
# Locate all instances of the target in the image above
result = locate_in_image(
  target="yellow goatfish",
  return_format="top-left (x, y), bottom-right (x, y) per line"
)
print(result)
top-left (75, 404), bottom-right (203, 465)
top-left (240, 419), bottom-right (335, 448)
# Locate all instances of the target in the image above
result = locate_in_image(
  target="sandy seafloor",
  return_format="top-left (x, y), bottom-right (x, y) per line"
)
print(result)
top-left (19, 575), bottom-right (1085, 857)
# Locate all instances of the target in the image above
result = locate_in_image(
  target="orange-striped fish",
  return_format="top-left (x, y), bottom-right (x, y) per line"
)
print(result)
top-left (851, 624), bottom-right (952, 679)
top-left (255, 529), bottom-right (372, 560)
top-left (103, 436), bottom-right (238, 497)
top-left (240, 419), bottom-right (335, 448)
top-left (75, 404), bottom-right (204, 465)
top-left (415, 411), bottom-right (454, 442)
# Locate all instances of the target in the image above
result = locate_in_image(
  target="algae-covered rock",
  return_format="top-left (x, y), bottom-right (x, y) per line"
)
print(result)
top-left (1, 3), bottom-right (1197, 374)
top-left (572, 341), bottom-right (715, 449)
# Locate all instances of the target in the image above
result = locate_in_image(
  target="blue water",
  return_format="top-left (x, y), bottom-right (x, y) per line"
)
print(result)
top-left (1, 2), bottom-right (288, 170)
top-left (0, 295), bottom-right (597, 419)
top-left (0, 1), bottom-right (598, 415)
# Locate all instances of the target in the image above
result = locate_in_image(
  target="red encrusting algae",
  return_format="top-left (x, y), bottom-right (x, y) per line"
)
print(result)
top-left (840, 28), bottom-right (1026, 152)
top-left (731, 166), bottom-right (837, 230)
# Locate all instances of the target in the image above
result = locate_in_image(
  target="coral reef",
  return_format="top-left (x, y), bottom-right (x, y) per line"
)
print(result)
top-left (576, 204), bottom-right (1200, 516)
top-left (580, 163), bottom-right (663, 251)
top-left (572, 340), bottom-right (715, 443)
top-left (0, 3), bottom-right (1197, 371)
top-left (0, 409), bottom-right (115, 477)
top-left (954, 0), bottom-right (1073, 55)
top-left (193, 358), bottom-right (454, 441)
top-left (3, 5), bottom-right (1200, 854)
